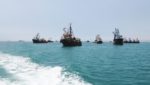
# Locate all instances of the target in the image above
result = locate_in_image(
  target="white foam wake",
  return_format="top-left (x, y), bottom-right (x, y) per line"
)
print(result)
top-left (0, 53), bottom-right (92, 85)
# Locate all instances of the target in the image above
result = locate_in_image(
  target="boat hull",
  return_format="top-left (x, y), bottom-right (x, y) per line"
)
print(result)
top-left (124, 41), bottom-right (140, 44)
top-left (60, 39), bottom-right (82, 46)
top-left (113, 39), bottom-right (123, 45)
top-left (32, 39), bottom-right (48, 43)
top-left (95, 41), bottom-right (103, 44)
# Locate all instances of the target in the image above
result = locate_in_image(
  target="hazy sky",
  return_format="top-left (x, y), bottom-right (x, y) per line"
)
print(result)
top-left (0, 0), bottom-right (150, 41)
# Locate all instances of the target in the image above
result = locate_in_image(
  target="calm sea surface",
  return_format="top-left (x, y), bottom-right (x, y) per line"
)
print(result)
top-left (0, 42), bottom-right (150, 85)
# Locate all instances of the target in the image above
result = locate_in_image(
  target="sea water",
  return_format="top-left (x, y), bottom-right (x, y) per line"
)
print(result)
top-left (0, 42), bottom-right (150, 85)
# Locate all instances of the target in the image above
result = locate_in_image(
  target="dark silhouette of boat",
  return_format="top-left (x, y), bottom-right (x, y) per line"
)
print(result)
top-left (86, 40), bottom-right (90, 43)
top-left (47, 40), bottom-right (53, 43)
top-left (123, 38), bottom-right (128, 43)
top-left (32, 33), bottom-right (49, 43)
top-left (124, 38), bottom-right (140, 43)
top-left (94, 34), bottom-right (103, 44)
top-left (18, 40), bottom-right (25, 42)
top-left (113, 28), bottom-right (123, 45)
top-left (60, 24), bottom-right (82, 46)
top-left (133, 38), bottom-right (140, 43)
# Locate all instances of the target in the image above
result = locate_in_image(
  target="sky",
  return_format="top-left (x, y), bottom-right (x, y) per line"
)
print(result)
top-left (0, 0), bottom-right (150, 41)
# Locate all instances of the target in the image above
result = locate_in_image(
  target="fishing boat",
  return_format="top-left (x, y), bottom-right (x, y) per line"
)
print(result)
top-left (47, 38), bottom-right (53, 43)
top-left (113, 28), bottom-right (123, 45)
top-left (60, 24), bottom-right (82, 46)
top-left (47, 40), bottom-right (53, 43)
top-left (32, 33), bottom-right (49, 43)
top-left (134, 38), bottom-right (140, 43)
top-left (124, 38), bottom-right (140, 43)
top-left (123, 38), bottom-right (128, 43)
top-left (94, 34), bottom-right (103, 44)
top-left (86, 40), bottom-right (90, 43)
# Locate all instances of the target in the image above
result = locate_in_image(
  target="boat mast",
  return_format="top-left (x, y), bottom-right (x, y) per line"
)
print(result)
top-left (113, 28), bottom-right (122, 39)
top-left (69, 23), bottom-right (73, 38)
top-left (36, 33), bottom-right (40, 39)
top-left (113, 28), bottom-right (117, 39)
top-left (69, 23), bottom-right (73, 35)
top-left (96, 35), bottom-right (101, 41)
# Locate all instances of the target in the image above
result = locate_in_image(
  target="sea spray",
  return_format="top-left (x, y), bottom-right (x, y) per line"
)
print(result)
top-left (0, 53), bottom-right (92, 85)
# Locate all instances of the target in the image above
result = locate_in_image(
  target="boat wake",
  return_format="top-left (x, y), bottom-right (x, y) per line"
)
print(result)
top-left (0, 53), bottom-right (91, 85)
